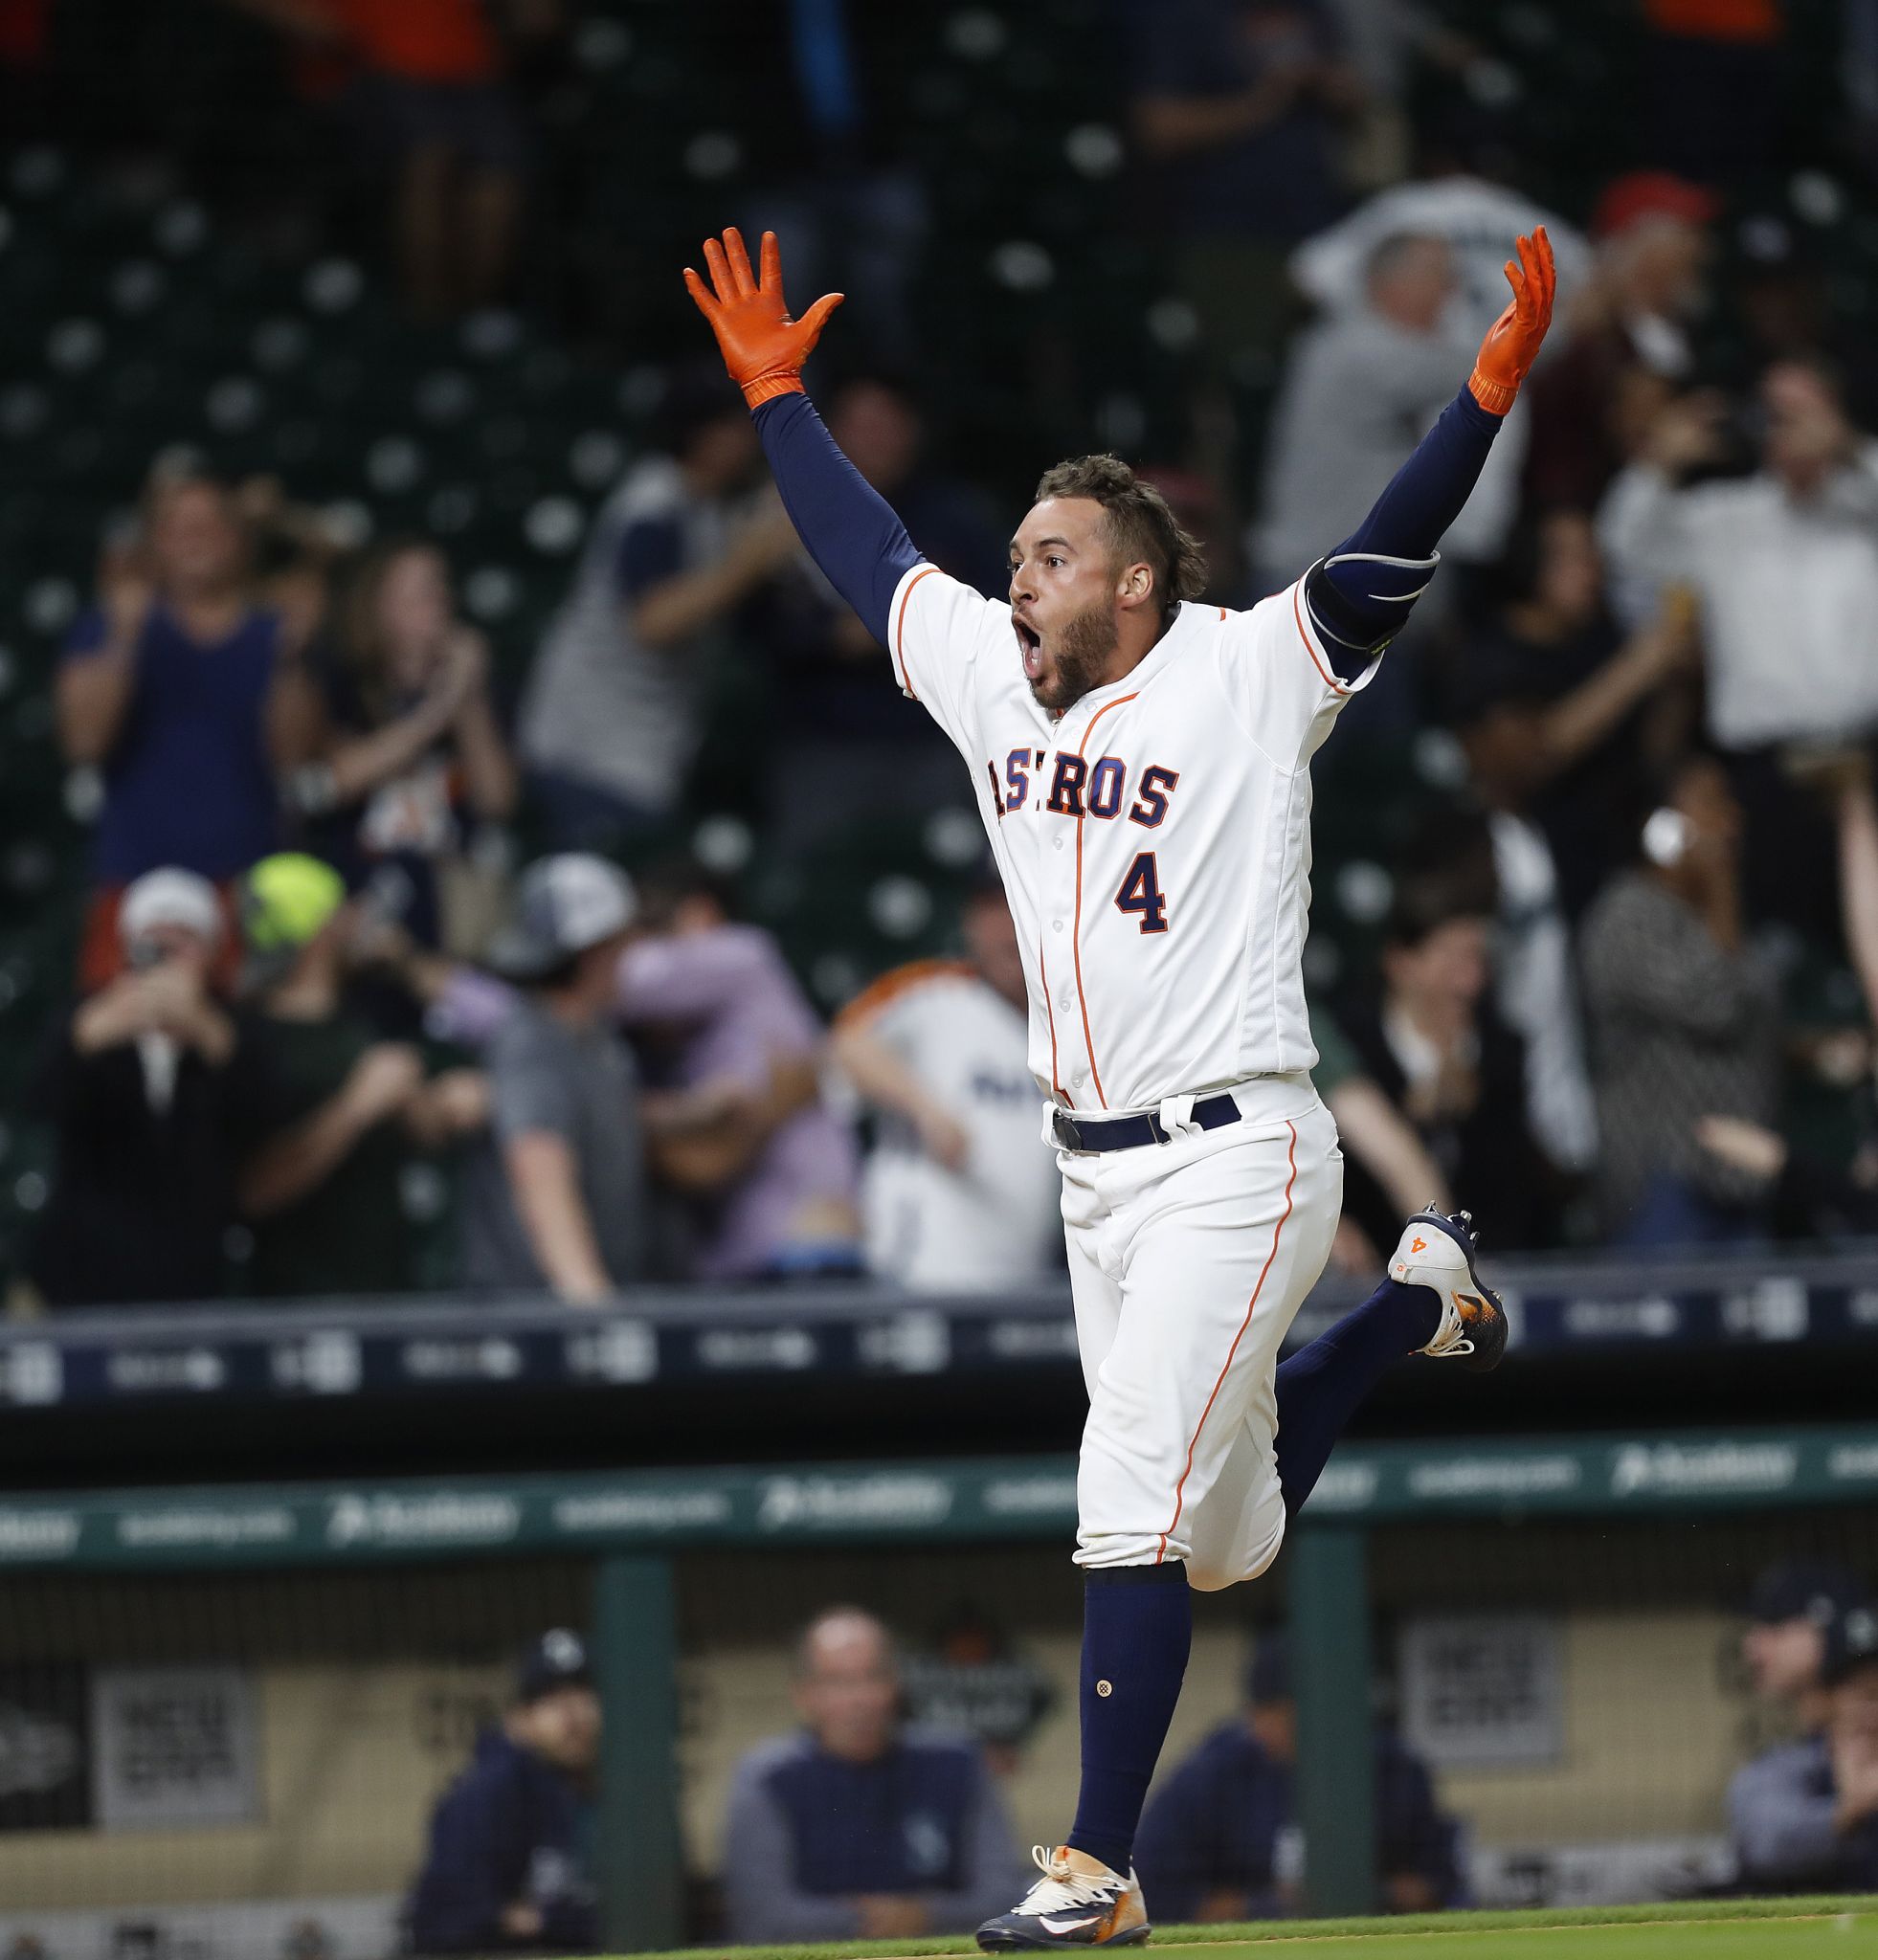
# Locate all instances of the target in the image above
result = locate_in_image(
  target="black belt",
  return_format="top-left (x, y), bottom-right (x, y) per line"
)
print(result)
top-left (1052, 1094), bottom-right (1242, 1154)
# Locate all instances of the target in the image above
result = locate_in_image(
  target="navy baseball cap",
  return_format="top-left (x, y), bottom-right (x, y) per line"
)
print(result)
top-left (1746, 1561), bottom-right (1868, 1628)
top-left (1822, 1602), bottom-right (1878, 1687)
top-left (1246, 1631), bottom-right (1291, 1706)
top-left (515, 1628), bottom-right (593, 1704)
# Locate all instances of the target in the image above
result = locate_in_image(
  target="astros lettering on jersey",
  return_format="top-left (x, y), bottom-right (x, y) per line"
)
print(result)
top-left (887, 564), bottom-right (1364, 1117)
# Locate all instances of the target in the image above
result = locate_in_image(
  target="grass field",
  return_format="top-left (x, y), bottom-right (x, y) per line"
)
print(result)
top-left (612, 1898), bottom-right (1878, 1960)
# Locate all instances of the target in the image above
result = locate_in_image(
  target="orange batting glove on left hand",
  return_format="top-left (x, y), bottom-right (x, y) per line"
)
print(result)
top-left (683, 227), bottom-right (843, 410)
top-left (1468, 227), bottom-right (1555, 416)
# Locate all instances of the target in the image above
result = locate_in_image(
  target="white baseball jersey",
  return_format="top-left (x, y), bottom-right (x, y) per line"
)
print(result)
top-left (887, 565), bottom-right (1374, 1115)
top-left (839, 960), bottom-right (1062, 1291)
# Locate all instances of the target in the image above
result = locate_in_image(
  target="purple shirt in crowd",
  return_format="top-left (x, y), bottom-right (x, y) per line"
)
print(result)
top-left (435, 926), bottom-right (859, 1281)
top-left (615, 925), bottom-right (860, 1281)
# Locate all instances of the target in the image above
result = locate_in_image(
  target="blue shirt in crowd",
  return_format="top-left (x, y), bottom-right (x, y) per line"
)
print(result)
top-left (1133, 1719), bottom-right (1462, 1920)
top-left (1129, 0), bottom-right (1349, 244)
top-left (405, 1726), bottom-right (598, 1955)
top-left (62, 600), bottom-right (283, 882)
top-left (721, 1725), bottom-right (1022, 1943)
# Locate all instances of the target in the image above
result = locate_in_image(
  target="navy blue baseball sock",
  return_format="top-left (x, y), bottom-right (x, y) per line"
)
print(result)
top-left (1066, 1562), bottom-right (1192, 1877)
top-left (1274, 1278), bottom-right (1441, 1516)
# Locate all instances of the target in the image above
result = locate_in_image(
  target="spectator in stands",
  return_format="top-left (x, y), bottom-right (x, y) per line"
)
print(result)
top-left (1825, 1601), bottom-right (1878, 1889)
top-left (1286, 183), bottom-right (1588, 576)
top-left (56, 470), bottom-right (323, 991)
top-left (1693, 751), bottom-right (1878, 1238)
top-left (1579, 754), bottom-right (1781, 1246)
top-left (1339, 870), bottom-right (1559, 1253)
top-left (0, 0), bottom-right (52, 141)
top-left (236, 473), bottom-right (345, 657)
top-left (1730, 1564), bottom-right (1871, 1893)
top-left (1835, 754), bottom-right (1878, 1028)
top-left (518, 374), bottom-right (796, 851)
top-left (617, 860), bottom-right (861, 1281)
top-left (30, 871), bottom-right (269, 1308)
top-left (356, 860), bottom-right (855, 1281)
top-left (1290, 165), bottom-right (1588, 348)
top-left (1134, 1631), bottom-right (1463, 1920)
top-left (1526, 172), bottom-right (1716, 512)
top-left (1600, 359), bottom-right (1878, 933)
top-left (722, 1607), bottom-right (1022, 1944)
top-left (1602, 361), bottom-right (1878, 754)
top-left (1643, 0), bottom-right (1785, 189)
top-left (1307, 1006), bottom-right (1455, 1276)
top-left (408, 1627), bottom-right (600, 1955)
top-left (1129, 0), bottom-right (1364, 394)
top-left (762, 374), bottom-right (1005, 852)
top-left (463, 855), bottom-right (646, 1301)
top-left (238, 854), bottom-right (485, 1296)
top-left (298, 539), bottom-right (517, 951)
top-left (1445, 510), bottom-right (1698, 923)
top-left (832, 879), bottom-right (1060, 1291)
top-left (1258, 233), bottom-right (1491, 591)
top-left (228, 0), bottom-right (552, 315)
top-left (728, 0), bottom-right (930, 366)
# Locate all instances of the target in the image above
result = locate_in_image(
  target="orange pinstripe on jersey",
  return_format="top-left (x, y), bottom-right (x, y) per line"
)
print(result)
top-left (1040, 931), bottom-right (1070, 1105)
top-left (833, 957), bottom-right (974, 1031)
top-left (892, 566), bottom-right (941, 701)
top-left (1156, 1118), bottom-right (1299, 1562)
top-left (1291, 581), bottom-right (1354, 697)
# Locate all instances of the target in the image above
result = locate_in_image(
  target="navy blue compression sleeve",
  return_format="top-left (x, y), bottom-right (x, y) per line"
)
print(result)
top-left (1309, 386), bottom-right (1503, 678)
top-left (752, 392), bottom-right (924, 647)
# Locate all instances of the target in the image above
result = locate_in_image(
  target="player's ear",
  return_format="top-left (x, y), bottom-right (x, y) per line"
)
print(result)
top-left (1115, 561), bottom-right (1154, 611)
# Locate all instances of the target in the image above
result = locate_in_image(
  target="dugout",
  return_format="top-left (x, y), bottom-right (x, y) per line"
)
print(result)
top-left (0, 1429), bottom-right (1874, 1954)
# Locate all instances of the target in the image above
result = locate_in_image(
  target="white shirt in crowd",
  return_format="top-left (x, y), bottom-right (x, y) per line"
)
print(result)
top-left (839, 960), bottom-right (1062, 1292)
top-left (1280, 178), bottom-right (1590, 572)
top-left (1599, 450), bottom-right (1878, 750)
top-left (1290, 175), bottom-right (1589, 340)
top-left (519, 457), bottom-right (731, 813)
top-left (1488, 812), bottom-right (1599, 1173)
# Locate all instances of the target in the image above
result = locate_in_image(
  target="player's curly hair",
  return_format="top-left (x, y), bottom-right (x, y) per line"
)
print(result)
top-left (1033, 454), bottom-right (1208, 628)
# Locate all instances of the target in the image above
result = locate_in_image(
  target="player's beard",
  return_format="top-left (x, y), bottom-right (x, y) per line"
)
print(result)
top-left (1029, 597), bottom-right (1117, 712)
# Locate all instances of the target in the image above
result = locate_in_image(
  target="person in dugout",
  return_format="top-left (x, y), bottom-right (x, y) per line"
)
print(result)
top-left (1133, 1631), bottom-right (1464, 1919)
top-left (406, 1629), bottom-right (602, 1955)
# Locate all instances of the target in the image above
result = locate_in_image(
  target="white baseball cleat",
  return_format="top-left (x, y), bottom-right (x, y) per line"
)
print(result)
top-left (1389, 1206), bottom-right (1509, 1371)
top-left (976, 1846), bottom-right (1151, 1950)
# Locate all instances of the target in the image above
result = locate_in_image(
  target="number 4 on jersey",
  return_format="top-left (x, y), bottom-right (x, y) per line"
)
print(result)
top-left (1114, 853), bottom-right (1170, 934)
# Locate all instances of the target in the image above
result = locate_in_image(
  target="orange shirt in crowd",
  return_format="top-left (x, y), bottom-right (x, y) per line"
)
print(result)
top-left (1643, 0), bottom-right (1781, 42)
top-left (0, 0), bottom-right (51, 67)
top-left (321, 0), bottom-right (501, 84)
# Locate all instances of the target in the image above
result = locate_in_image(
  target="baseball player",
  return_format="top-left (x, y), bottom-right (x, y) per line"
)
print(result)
top-left (688, 223), bottom-right (1554, 1949)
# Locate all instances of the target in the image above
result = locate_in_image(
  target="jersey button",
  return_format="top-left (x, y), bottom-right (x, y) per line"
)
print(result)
top-left (1054, 835), bottom-right (1064, 852)
top-left (1058, 993), bottom-right (1072, 1013)
top-left (1052, 919), bottom-right (1064, 933)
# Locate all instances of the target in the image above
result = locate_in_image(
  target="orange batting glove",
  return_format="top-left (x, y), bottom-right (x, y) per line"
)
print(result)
top-left (1468, 227), bottom-right (1555, 416)
top-left (682, 227), bottom-right (843, 410)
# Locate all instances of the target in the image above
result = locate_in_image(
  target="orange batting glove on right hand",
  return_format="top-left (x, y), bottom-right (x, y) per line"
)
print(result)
top-left (1468, 227), bottom-right (1555, 416)
top-left (683, 227), bottom-right (843, 411)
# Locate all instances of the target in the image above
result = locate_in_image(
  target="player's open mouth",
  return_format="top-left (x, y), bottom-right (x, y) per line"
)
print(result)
top-left (1013, 614), bottom-right (1044, 678)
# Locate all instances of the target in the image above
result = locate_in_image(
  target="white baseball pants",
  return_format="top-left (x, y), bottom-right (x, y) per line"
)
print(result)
top-left (1061, 1088), bottom-right (1342, 1590)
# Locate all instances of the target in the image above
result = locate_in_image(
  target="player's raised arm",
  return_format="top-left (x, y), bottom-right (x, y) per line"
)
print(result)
top-left (684, 227), bottom-right (923, 648)
top-left (1305, 229), bottom-right (1556, 679)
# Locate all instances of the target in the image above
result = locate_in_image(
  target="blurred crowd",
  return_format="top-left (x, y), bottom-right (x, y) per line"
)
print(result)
top-left (10, 0), bottom-right (1878, 1309)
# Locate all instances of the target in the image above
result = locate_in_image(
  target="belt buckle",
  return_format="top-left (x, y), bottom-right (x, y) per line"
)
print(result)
top-left (1050, 1109), bottom-right (1080, 1151)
